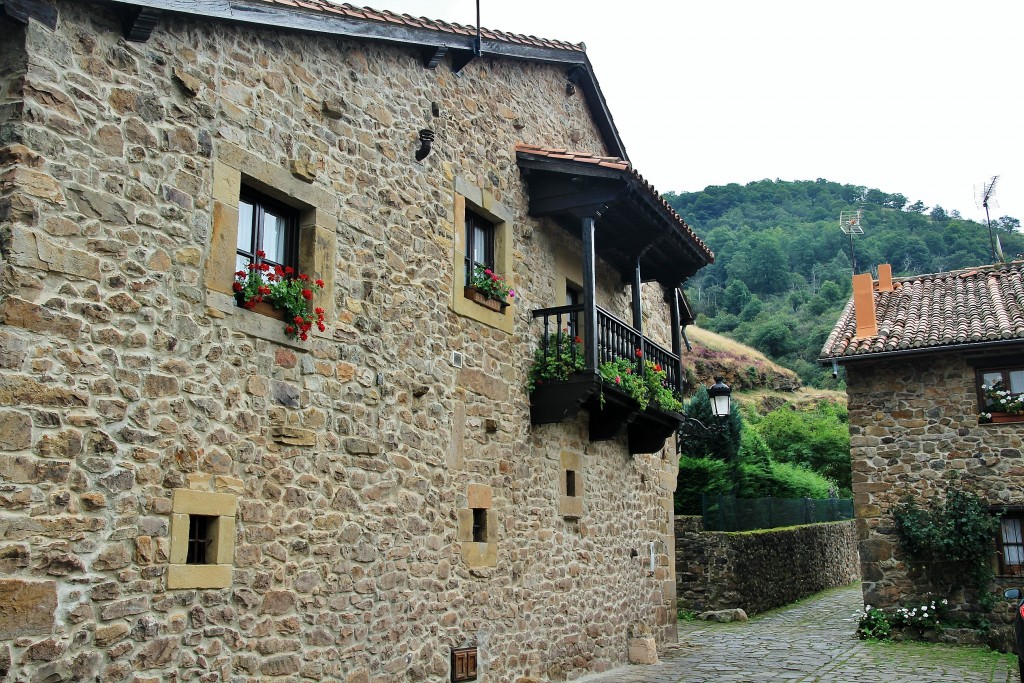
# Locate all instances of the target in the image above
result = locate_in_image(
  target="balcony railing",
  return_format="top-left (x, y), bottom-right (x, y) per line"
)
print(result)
top-left (532, 304), bottom-right (682, 396)
top-left (530, 304), bottom-right (684, 454)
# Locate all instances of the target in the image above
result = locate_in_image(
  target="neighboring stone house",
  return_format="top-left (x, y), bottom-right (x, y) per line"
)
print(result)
top-left (0, 2), bottom-right (713, 682)
top-left (820, 263), bottom-right (1024, 617)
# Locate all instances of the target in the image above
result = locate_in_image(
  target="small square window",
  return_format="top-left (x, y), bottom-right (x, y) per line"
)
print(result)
top-left (998, 512), bottom-right (1024, 576)
top-left (186, 515), bottom-right (215, 564)
top-left (471, 508), bottom-right (487, 543)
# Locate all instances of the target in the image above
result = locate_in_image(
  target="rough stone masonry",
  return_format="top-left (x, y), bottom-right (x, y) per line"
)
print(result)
top-left (0, 2), bottom-right (684, 682)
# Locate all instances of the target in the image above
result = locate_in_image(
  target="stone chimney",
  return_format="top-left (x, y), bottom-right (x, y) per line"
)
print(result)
top-left (852, 272), bottom-right (877, 339)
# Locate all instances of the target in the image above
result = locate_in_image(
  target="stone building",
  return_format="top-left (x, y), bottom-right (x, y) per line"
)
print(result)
top-left (820, 263), bottom-right (1024, 616)
top-left (0, 1), bottom-right (713, 682)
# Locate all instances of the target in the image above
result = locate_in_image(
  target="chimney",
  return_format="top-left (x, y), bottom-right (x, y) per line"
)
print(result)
top-left (852, 272), bottom-right (877, 338)
top-left (877, 263), bottom-right (893, 292)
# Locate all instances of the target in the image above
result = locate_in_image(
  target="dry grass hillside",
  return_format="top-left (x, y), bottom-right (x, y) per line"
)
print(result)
top-left (683, 326), bottom-right (846, 412)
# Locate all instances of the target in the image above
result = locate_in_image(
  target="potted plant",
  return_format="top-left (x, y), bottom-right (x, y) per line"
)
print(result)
top-left (981, 380), bottom-right (1024, 423)
top-left (233, 250), bottom-right (327, 341)
top-left (465, 264), bottom-right (515, 312)
top-left (527, 331), bottom-right (595, 424)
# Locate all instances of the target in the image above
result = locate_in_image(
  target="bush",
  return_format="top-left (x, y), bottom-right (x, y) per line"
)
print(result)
top-left (675, 456), bottom-right (733, 515)
top-left (753, 402), bottom-right (851, 490)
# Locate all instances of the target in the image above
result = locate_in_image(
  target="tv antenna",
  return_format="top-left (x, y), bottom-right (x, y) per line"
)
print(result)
top-left (839, 209), bottom-right (864, 274)
top-left (976, 176), bottom-right (999, 262)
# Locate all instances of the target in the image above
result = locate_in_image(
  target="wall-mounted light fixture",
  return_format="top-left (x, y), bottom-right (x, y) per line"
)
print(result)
top-left (415, 128), bottom-right (435, 161)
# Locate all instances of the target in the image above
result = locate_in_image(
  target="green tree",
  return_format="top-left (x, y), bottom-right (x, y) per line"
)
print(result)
top-left (722, 280), bottom-right (752, 315)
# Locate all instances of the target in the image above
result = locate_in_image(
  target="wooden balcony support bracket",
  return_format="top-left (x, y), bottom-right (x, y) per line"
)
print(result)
top-left (122, 6), bottom-right (161, 41)
top-left (421, 45), bottom-right (448, 69)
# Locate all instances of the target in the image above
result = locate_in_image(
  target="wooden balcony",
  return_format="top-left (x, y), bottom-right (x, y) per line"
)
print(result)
top-left (529, 304), bottom-right (684, 454)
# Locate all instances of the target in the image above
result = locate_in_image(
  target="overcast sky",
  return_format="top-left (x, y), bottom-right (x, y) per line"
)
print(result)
top-left (375, 1), bottom-right (1023, 225)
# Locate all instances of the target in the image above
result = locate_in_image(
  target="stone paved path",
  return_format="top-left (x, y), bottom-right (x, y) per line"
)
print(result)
top-left (579, 584), bottom-right (1017, 683)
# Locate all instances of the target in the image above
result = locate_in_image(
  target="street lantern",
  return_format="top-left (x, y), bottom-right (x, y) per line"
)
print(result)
top-left (708, 377), bottom-right (732, 419)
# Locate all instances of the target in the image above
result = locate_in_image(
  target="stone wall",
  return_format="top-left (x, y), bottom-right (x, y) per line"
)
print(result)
top-left (675, 516), bottom-right (859, 616)
top-left (0, 3), bottom-right (682, 682)
top-left (847, 352), bottom-right (1024, 638)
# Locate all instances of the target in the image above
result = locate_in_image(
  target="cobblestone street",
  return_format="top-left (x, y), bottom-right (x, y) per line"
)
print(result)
top-left (580, 584), bottom-right (1017, 683)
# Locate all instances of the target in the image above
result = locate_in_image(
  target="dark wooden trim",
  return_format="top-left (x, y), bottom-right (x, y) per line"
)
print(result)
top-left (966, 354), bottom-right (1024, 368)
top-left (449, 48), bottom-right (475, 74)
top-left (581, 216), bottom-right (598, 374)
top-left (122, 6), bottom-right (161, 41)
top-left (528, 188), bottom-right (621, 217)
top-left (1, 0), bottom-right (58, 29)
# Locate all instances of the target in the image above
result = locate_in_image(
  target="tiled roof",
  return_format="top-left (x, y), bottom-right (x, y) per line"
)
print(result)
top-left (820, 261), bottom-right (1024, 361)
top-left (514, 143), bottom-right (714, 262)
top-left (257, 1), bottom-right (585, 52)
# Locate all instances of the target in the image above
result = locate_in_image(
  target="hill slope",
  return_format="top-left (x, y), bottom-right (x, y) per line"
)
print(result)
top-left (666, 179), bottom-right (1024, 387)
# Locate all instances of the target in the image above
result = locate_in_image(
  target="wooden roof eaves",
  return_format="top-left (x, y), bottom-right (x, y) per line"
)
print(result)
top-left (97, 0), bottom-right (628, 158)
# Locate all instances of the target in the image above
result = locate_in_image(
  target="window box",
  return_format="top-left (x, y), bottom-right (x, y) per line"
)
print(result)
top-left (529, 373), bottom-right (598, 424)
top-left (234, 292), bottom-right (282, 320)
top-left (463, 285), bottom-right (509, 313)
top-left (987, 412), bottom-right (1024, 424)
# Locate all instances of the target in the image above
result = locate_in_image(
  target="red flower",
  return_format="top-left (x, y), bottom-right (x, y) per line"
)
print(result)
top-left (274, 265), bottom-right (284, 277)
top-left (574, 336), bottom-right (582, 344)
top-left (259, 263), bottom-right (270, 272)
top-left (243, 299), bottom-right (257, 310)
top-left (317, 322), bottom-right (326, 332)
top-left (635, 348), bottom-right (643, 358)
top-left (298, 273), bottom-right (309, 281)
top-left (654, 363), bottom-right (662, 372)
top-left (615, 376), bottom-right (621, 385)
top-left (314, 307), bottom-right (325, 316)
top-left (232, 282), bottom-right (243, 293)
top-left (315, 279), bottom-right (325, 288)
top-left (299, 332), bottom-right (308, 341)
top-left (285, 325), bottom-right (295, 335)
top-left (301, 288), bottom-right (314, 300)
top-left (294, 316), bottom-right (304, 325)
top-left (284, 266), bottom-right (294, 276)
top-left (256, 250), bottom-right (266, 258)
top-left (234, 270), bottom-right (246, 278)
top-left (258, 285), bottom-right (271, 296)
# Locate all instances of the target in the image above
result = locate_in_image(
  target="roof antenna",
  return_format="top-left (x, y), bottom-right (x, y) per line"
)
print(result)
top-left (473, 0), bottom-right (481, 56)
top-left (976, 175), bottom-right (999, 263)
top-left (839, 209), bottom-right (864, 275)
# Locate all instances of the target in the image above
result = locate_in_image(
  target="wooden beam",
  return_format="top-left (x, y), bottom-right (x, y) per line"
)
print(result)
top-left (122, 6), bottom-right (161, 41)
top-left (2, 0), bottom-right (59, 29)
top-left (528, 188), bottom-right (620, 218)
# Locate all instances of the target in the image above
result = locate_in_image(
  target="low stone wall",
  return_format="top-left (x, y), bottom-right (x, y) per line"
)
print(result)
top-left (675, 516), bottom-right (860, 616)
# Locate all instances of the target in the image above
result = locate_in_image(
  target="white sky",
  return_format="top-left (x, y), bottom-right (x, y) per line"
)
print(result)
top-left (374, 1), bottom-right (1024, 224)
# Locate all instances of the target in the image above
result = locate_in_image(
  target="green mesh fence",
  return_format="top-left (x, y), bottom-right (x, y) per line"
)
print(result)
top-left (701, 494), bottom-right (854, 532)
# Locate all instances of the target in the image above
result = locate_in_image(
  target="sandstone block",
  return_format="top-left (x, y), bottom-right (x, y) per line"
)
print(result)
top-left (0, 297), bottom-right (84, 340)
top-left (0, 579), bottom-right (57, 638)
top-left (0, 411), bottom-right (32, 450)
top-left (627, 637), bottom-right (658, 665)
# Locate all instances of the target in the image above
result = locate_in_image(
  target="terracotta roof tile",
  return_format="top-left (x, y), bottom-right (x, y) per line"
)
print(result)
top-left (255, 1), bottom-right (586, 52)
top-left (514, 143), bottom-right (714, 263)
top-left (820, 262), bottom-right (1024, 360)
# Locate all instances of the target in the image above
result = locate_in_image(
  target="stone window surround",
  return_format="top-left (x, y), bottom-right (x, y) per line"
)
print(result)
top-left (458, 483), bottom-right (497, 567)
top-left (451, 177), bottom-right (514, 334)
top-left (559, 450), bottom-right (583, 519)
top-left (976, 363), bottom-right (1024, 424)
top-left (206, 142), bottom-right (337, 348)
top-left (168, 489), bottom-right (238, 590)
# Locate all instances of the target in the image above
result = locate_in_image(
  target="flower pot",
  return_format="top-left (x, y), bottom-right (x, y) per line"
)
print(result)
top-left (464, 286), bottom-right (508, 313)
top-left (988, 412), bottom-right (1024, 424)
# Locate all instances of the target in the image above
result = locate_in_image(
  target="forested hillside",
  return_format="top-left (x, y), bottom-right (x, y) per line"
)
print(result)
top-left (665, 179), bottom-right (1024, 387)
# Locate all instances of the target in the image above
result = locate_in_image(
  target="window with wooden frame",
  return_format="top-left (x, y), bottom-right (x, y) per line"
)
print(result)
top-left (236, 189), bottom-right (300, 277)
top-left (464, 209), bottom-right (495, 287)
top-left (998, 511), bottom-right (1024, 576)
top-left (977, 366), bottom-right (1024, 421)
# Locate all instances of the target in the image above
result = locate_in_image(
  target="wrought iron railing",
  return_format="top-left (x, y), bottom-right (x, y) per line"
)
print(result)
top-left (532, 305), bottom-right (682, 396)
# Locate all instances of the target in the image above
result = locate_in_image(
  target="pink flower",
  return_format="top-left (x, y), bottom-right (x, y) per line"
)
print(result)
top-left (615, 376), bottom-right (621, 385)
